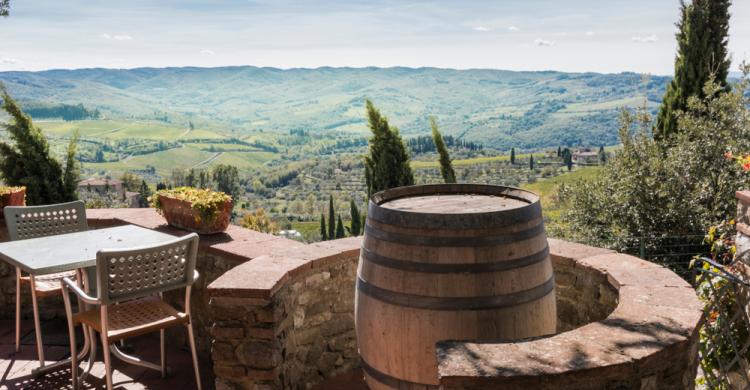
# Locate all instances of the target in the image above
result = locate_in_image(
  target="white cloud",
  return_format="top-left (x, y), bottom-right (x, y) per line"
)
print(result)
top-left (472, 26), bottom-right (492, 32)
top-left (632, 34), bottom-right (657, 43)
top-left (534, 38), bottom-right (554, 47)
top-left (1, 57), bottom-right (18, 64)
top-left (200, 49), bottom-right (215, 55)
top-left (585, 31), bottom-right (595, 36)
top-left (100, 33), bottom-right (133, 41)
top-left (508, 26), bottom-right (519, 32)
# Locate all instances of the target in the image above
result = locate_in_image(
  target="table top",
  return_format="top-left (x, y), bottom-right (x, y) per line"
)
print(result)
top-left (0, 225), bottom-right (178, 275)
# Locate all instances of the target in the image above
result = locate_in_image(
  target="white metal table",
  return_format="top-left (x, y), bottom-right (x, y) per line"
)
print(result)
top-left (0, 224), bottom-right (179, 376)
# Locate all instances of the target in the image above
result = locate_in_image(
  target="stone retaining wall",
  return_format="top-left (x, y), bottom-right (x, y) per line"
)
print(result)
top-left (208, 237), bottom-right (361, 390)
top-left (208, 237), bottom-right (701, 390)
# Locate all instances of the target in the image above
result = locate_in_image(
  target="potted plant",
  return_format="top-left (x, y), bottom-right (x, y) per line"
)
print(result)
top-left (0, 186), bottom-right (26, 218)
top-left (150, 187), bottom-right (233, 234)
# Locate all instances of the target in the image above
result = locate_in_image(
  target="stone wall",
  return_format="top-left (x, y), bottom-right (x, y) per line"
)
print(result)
top-left (208, 237), bottom-right (361, 390)
top-left (207, 236), bottom-right (701, 390)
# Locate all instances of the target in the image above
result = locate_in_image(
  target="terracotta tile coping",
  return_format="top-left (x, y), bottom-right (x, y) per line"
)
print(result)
top-left (437, 239), bottom-right (702, 383)
top-left (86, 208), bottom-right (307, 265)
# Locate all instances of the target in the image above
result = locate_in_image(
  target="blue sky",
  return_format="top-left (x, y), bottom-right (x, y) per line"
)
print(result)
top-left (0, 0), bottom-right (748, 74)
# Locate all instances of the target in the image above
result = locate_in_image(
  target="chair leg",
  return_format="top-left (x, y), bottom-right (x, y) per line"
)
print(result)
top-left (160, 329), bottom-right (166, 378)
top-left (100, 332), bottom-right (113, 390)
top-left (14, 267), bottom-right (21, 353)
top-left (186, 322), bottom-right (202, 390)
top-left (62, 285), bottom-right (78, 390)
top-left (28, 276), bottom-right (45, 366)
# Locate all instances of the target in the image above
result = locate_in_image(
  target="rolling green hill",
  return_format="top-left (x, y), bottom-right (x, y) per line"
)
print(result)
top-left (0, 66), bottom-right (669, 150)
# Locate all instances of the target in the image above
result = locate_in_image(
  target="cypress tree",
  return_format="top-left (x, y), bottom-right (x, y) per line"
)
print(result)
top-left (335, 215), bottom-right (345, 238)
top-left (349, 200), bottom-right (362, 236)
top-left (529, 155), bottom-right (534, 170)
top-left (510, 148), bottom-right (516, 164)
top-left (328, 194), bottom-right (335, 240)
top-left (430, 117), bottom-right (456, 184)
top-left (320, 214), bottom-right (328, 241)
top-left (0, 84), bottom-right (78, 205)
top-left (364, 99), bottom-right (414, 197)
top-left (654, 0), bottom-right (731, 141)
top-left (557, 146), bottom-right (561, 157)
top-left (598, 146), bottom-right (607, 165)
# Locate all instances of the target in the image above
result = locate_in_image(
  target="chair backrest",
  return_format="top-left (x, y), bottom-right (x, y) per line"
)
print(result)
top-left (95, 233), bottom-right (199, 305)
top-left (4, 200), bottom-right (88, 241)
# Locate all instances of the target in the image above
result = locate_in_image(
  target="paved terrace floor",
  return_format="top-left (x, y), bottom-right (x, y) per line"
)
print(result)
top-left (0, 317), bottom-right (369, 389)
top-left (0, 319), bottom-right (211, 390)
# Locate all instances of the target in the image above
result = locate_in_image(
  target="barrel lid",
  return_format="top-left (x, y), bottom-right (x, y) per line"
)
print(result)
top-left (369, 184), bottom-right (542, 230)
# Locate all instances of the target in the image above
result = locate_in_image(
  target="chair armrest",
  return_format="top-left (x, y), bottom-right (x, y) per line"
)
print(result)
top-left (62, 277), bottom-right (99, 305)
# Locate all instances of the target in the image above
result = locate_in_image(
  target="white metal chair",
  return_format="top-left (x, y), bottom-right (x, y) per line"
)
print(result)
top-left (4, 200), bottom-right (88, 367)
top-left (61, 233), bottom-right (202, 390)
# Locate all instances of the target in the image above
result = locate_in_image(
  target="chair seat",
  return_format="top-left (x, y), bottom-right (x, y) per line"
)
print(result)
top-left (20, 271), bottom-right (77, 297)
top-left (74, 296), bottom-right (189, 342)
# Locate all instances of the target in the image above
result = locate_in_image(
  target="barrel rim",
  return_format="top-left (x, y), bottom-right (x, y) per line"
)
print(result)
top-left (369, 184), bottom-right (542, 229)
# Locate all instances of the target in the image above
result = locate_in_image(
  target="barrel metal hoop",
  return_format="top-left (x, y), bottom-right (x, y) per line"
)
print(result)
top-left (360, 246), bottom-right (550, 274)
top-left (364, 222), bottom-right (545, 247)
top-left (357, 275), bottom-right (555, 311)
top-left (360, 358), bottom-right (440, 389)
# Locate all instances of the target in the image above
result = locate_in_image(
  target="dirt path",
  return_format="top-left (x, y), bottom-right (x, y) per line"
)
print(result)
top-left (192, 152), bottom-right (222, 168)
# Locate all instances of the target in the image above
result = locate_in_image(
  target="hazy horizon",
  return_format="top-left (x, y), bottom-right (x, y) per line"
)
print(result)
top-left (0, 1), bottom-right (748, 75)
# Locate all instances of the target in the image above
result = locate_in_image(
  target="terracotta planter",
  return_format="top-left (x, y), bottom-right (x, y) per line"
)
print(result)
top-left (158, 194), bottom-right (232, 234)
top-left (0, 187), bottom-right (26, 219)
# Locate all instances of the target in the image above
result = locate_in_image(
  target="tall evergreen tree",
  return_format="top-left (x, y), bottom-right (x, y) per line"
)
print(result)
top-left (654, 0), bottom-right (731, 141)
top-left (364, 99), bottom-right (414, 197)
top-left (335, 215), bottom-right (345, 239)
top-left (138, 180), bottom-right (151, 207)
top-left (598, 146), bottom-right (608, 165)
top-left (349, 200), bottom-right (362, 236)
top-left (328, 194), bottom-right (335, 240)
top-left (557, 146), bottom-right (561, 157)
top-left (529, 155), bottom-right (535, 170)
top-left (0, 84), bottom-right (78, 205)
top-left (510, 148), bottom-right (516, 164)
top-left (430, 117), bottom-right (456, 184)
top-left (320, 214), bottom-right (328, 241)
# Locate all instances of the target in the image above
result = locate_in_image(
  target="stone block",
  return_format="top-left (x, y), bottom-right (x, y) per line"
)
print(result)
top-left (237, 340), bottom-right (281, 370)
top-left (213, 326), bottom-right (244, 340)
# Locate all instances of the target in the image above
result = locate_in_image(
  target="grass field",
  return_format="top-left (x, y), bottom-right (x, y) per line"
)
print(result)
top-left (522, 166), bottom-right (602, 223)
top-left (39, 120), bottom-right (226, 141)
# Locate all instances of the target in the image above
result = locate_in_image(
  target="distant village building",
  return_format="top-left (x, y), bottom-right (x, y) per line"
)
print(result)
top-left (78, 178), bottom-right (141, 208)
top-left (572, 149), bottom-right (599, 165)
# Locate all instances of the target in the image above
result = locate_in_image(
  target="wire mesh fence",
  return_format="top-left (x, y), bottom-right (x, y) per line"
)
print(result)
top-left (610, 234), bottom-right (709, 278)
top-left (692, 257), bottom-right (750, 389)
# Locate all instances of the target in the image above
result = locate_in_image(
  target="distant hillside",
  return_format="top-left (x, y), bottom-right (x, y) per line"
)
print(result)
top-left (0, 66), bottom-right (669, 150)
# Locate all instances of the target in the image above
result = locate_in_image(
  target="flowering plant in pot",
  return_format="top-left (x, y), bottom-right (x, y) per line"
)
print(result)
top-left (150, 187), bottom-right (233, 234)
top-left (0, 186), bottom-right (26, 218)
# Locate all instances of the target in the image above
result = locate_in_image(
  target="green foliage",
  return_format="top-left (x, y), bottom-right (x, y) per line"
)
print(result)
top-left (0, 0), bottom-right (8, 17)
top-left (529, 155), bottom-right (534, 170)
top-left (328, 194), bottom-right (335, 240)
top-left (138, 179), bottom-right (151, 207)
top-left (349, 200), bottom-right (362, 236)
top-left (557, 74), bottom-right (750, 268)
top-left (0, 84), bottom-right (78, 205)
top-left (597, 146), bottom-right (607, 165)
top-left (241, 208), bottom-right (280, 234)
top-left (320, 214), bottom-right (327, 241)
top-left (654, 0), bottom-right (731, 140)
top-left (212, 164), bottom-right (240, 200)
top-left (364, 100), bottom-right (414, 196)
top-left (430, 118), bottom-right (456, 184)
top-left (335, 215), bottom-right (345, 239)
top-left (150, 186), bottom-right (232, 224)
top-left (510, 148), bottom-right (516, 164)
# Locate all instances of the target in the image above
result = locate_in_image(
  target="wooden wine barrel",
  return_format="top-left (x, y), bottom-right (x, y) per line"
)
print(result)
top-left (355, 184), bottom-right (556, 390)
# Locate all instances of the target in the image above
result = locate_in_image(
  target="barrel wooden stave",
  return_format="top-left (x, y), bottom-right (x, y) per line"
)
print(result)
top-left (355, 184), bottom-right (556, 389)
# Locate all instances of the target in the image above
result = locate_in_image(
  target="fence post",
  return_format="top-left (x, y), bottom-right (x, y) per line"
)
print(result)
top-left (639, 237), bottom-right (646, 259)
